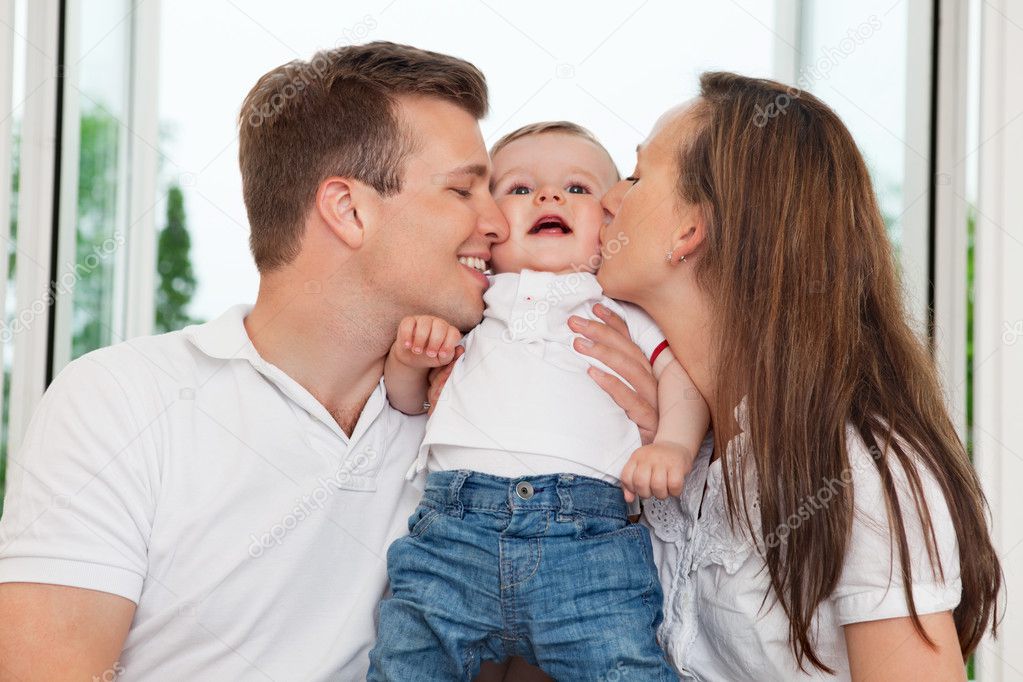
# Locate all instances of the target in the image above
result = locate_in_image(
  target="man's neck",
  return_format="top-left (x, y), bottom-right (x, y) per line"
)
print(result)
top-left (244, 279), bottom-right (394, 437)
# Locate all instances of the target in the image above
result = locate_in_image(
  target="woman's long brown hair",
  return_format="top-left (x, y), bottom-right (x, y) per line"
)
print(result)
top-left (680, 72), bottom-right (1001, 672)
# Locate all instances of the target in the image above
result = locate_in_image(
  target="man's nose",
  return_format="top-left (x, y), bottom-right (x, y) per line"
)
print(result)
top-left (477, 195), bottom-right (509, 244)
top-left (534, 186), bottom-right (565, 205)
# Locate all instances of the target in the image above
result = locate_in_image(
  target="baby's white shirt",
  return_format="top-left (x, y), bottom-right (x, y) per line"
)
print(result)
top-left (406, 269), bottom-right (667, 482)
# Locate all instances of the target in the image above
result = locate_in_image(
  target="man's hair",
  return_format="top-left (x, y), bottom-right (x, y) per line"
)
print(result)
top-left (488, 120), bottom-right (619, 181)
top-left (238, 41), bottom-right (488, 272)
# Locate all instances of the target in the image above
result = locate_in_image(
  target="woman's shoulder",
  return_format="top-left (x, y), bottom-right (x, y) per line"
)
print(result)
top-left (834, 424), bottom-right (962, 625)
top-left (842, 424), bottom-right (956, 526)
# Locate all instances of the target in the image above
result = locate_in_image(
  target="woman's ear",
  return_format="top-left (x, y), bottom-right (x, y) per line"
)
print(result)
top-left (316, 177), bottom-right (365, 250)
top-left (669, 202), bottom-right (707, 262)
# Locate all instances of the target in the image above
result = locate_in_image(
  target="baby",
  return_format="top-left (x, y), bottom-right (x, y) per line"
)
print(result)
top-left (367, 122), bottom-right (708, 681)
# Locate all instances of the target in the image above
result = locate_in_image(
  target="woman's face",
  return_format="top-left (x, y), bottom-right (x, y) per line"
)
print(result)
top-left (596, 102), bottom-right (703, 306)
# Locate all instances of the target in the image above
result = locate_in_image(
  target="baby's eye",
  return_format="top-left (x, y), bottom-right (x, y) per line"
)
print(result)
top-left (567, 184), bottom-right (590, 194)
top-left (509, 185), bottom-right (531, 195)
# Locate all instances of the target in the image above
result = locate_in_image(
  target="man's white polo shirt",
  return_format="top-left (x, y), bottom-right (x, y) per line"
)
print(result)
top-left (0, 304), bottom-right (426, 680)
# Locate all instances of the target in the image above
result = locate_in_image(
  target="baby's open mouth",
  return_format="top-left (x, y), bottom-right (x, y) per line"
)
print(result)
top-left (529, 215), bottom-right (572, 235)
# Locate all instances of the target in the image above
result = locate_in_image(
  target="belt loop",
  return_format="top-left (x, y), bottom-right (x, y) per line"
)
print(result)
top-left (447, 470), bottom-right (470, 518)
top-left (555, 474), bottom-right (574, 522)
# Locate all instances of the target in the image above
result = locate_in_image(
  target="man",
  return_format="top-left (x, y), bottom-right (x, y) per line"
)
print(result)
top-left (0, 41), bottom-right (656, 680)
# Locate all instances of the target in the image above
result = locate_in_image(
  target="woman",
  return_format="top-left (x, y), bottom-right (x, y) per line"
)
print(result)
top-left (585, 72), bottom-right (1002, 679)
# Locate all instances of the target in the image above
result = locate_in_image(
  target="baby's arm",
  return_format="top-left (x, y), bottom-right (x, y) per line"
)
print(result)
top-left (650, 350), bottom-right (709, 458)
top-left (383, 315), bottom-right (462, 415)
top-left (620, 349), bottom-right (709, 503)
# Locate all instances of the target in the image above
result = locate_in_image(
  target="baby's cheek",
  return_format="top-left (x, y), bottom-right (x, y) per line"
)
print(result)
top-left (489, 239), bottom-right (522, 274)
top-left (577, 211), bottom-right (607, 251)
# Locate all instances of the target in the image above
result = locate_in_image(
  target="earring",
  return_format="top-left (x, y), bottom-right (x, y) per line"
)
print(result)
top-left (666, 250), bottom-right (687, 264)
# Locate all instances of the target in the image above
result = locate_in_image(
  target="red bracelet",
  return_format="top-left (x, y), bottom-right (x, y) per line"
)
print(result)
top-left (649, 340), bottom-right (669, 366)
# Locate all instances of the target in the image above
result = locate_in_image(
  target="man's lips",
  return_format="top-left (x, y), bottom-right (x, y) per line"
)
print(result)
top-left (457, 254), bottom-right (488, 273)
top-left (457, 254), bottom-right (490, 288)
top-left (529, 214), bottom-right (572, 236)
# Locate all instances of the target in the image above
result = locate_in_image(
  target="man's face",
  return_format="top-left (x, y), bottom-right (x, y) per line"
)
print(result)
top-left (362, 96), bottom-right (509, 332)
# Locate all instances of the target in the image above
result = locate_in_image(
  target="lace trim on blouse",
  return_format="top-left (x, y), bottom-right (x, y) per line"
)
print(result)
top-left (644, 398), bottom-right (763, 672)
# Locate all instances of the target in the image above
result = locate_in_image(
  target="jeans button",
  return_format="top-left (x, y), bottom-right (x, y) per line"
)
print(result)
top-left (515, 481), bottom-right (534, 500)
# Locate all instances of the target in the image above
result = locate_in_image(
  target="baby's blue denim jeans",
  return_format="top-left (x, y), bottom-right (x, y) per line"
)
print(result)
top-left (367, 470), bottom-right (676, 681)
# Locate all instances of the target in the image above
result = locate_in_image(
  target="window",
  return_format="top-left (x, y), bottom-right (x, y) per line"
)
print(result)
top-left (2, 3), bottom-right (1021, 677)
top-left (797, 0), bottom-right (932, 329)
top-left (52, 0), bottom-right (134, 367)
top-left (0, 0), bottom-right (28, 514)
top-left (156, 0), bottom-right (780, 328)
top-left (0, 0), bottom-right (159, 501)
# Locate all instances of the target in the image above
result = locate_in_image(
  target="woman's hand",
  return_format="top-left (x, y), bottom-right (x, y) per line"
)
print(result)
top-left (568, 303), bottom-right (659, 443)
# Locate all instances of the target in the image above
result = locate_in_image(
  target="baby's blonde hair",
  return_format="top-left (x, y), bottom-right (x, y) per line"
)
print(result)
top-left (489, 121), bottom-right (620, 182)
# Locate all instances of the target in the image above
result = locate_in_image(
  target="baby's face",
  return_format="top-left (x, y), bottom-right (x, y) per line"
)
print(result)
top-left (489, 133), bottom-right (618, 275)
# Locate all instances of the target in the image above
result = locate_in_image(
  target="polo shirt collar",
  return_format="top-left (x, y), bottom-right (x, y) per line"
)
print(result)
top-left (184, 304), bottom-right (387, 446)
top-left (184, 303), bottom-right (259, 362)
top-left (485, 270), bottom-right (605, 313)
top-left (484, 270), bottom-right (605, 342)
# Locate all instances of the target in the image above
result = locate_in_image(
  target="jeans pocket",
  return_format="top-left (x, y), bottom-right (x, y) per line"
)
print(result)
top-left (407, 504), bottom-right (442, 539)
top-left (574, 513), bottom-right (629, 539)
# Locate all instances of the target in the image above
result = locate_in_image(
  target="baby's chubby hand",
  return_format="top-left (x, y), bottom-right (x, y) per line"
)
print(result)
top-left (391, 315), bottom-right (462, 370)
top-left (620, 442), bottom-right (696, 503)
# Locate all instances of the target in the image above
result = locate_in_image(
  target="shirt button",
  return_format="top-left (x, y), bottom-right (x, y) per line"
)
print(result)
top-left (515, 481), bottom-right (535, 500)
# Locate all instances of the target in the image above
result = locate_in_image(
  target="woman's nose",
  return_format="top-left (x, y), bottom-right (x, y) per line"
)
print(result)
top-left (534, 186), bottom-right (564, 205)
top-left (601, 181), bottom-right (624, 217)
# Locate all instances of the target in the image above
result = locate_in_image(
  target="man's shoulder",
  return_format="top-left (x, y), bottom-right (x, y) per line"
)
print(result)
top-left (69, 304), bottom-right (253, 388)
top-left (51, 324), bottom-right (221, 415)
top-left (74, 327), bottom-right (202, 382)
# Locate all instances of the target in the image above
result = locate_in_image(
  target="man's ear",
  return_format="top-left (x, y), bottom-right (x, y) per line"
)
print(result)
top-left (316, 177), bottom-right (367, 250)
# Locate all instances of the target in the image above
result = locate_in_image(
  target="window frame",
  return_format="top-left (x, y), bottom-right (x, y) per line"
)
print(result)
top-left (5, 0), bottom-right (61, 457)
top-left (2, 0), bottom-right (161, 455)
top-left (973, 0), bottom-right (1023, 675)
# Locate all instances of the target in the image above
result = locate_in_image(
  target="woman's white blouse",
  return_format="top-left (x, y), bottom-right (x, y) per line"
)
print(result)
top-left (644, 403), bottom-right (963, 681)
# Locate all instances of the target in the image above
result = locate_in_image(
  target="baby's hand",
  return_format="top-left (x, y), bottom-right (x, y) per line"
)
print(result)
top-left (391, 315), bottom-right (462, 369)
top-left (620, 442), bottom-right (696, 503)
